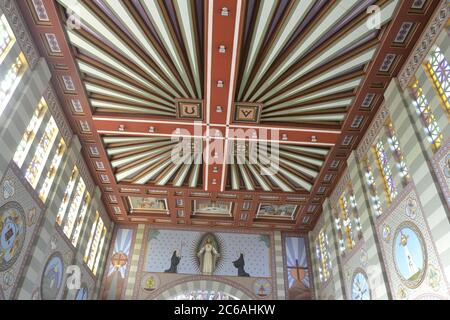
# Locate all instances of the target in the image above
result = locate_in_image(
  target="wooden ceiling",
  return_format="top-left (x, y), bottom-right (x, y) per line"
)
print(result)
top-left (18, 0), bottom-right (440, 231)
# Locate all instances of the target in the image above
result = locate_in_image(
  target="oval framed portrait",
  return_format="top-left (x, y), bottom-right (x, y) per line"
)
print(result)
top-left (392, 222), bottom-right (427, 289)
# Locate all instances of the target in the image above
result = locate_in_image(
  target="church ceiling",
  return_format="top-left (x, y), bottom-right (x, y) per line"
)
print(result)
top-left (19, 0), bottom-right (439, 230)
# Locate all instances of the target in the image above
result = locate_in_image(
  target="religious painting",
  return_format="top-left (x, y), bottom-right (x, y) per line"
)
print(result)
top-left (40, 252), bottom-right (64, 300)
top-left (0, 202), bottom-right (26, 272)
top-left (176, 99), bottom-right (203, 120)
top-left (253, 278), bottom-right (272, 298)
top-left (283, 236), bottom-right (311, 300)
top-left (196, 233), bottom-right (221, 275)
top-left (351, 269), bottom-right (371, 300)
top-left (144, 229), bottom-right (271, 277)
top-left (234, 103), bottom-right (262, 123)
top-left (127, 196), bottom-right (168, 215)
top-left (393, 222), bottom-right (427, 288)
top-left (256, 203), bottom-right (298, 220)
top-left (192, 200), bottom-right (233, 217)
top-left (101, 228), bottom-right (134, 300)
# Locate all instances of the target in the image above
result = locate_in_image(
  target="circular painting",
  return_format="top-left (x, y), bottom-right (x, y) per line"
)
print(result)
top-left (253, 278), bottom-right (272, 298)
top-left (405, 198), bottom-right (417, 220)
top-left (75, 285), bottom-right (89, 300)
top-left (0, 202), bottom-right (26, 272)
top-left (141, 273), bottom-right (160, 292)
top-left (393, 222), bottom-right (427, 288)
top-left (351, 269), bottom-right (371, 300)
top-left (40, 253), bottom-right (64, 300)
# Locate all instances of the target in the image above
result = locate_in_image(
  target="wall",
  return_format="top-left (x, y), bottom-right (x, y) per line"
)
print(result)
top-left (0, 1), bottom-right (113, 300)
top-left (309, 6), bottom-right (450, 300)
top-left (100, 226), bottom-right (312, 300)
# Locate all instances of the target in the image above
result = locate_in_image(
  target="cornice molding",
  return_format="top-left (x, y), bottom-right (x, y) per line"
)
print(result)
top-left (398, 0), bottom-right (449, 89)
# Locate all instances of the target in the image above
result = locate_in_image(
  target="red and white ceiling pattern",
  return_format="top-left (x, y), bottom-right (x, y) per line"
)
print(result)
top-left (18, 0), bottom-right (439, 230)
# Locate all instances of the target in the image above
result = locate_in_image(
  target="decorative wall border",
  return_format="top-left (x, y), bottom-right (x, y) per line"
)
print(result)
top-left (0, 0), bottom-right (39, 69)
top-left (329, 168), bottom-right (351, 206)
top-left (76, 151), bottom-right (96, 196)
top-left (431, 138), bottom-right (450, 210)
top-left (154, 276), bottom-right (255, 300)
top-left (398, 0), bottom-right (449, 89)
top-left (356, 103), bottom-right (390, 160)
top-left (43, 86), bottom-right (73, 145)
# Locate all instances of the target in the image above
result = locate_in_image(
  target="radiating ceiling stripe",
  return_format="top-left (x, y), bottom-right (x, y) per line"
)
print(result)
top-left (237, 0), bottom-right (278, 101)
top-left (263, 98), bottom-right (353, 117)
top-left (250, 0), bottom-right (397, 101)
top-left (261, 47), bottom-right (376, 103)
top-left (243, 0), bottom-right (315, 101)
top-left (67, 30), bottom-right (173, 100)
top-left (140, 0), bottom-right (196, 98)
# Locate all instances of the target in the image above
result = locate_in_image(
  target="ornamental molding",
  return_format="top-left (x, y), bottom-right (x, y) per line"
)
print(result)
top-left (0, 0), bottom-right (40, 69)
top-left (398, 0), bottom-right (449, 89)
top-left (356, 103), bottom-right (390, 160)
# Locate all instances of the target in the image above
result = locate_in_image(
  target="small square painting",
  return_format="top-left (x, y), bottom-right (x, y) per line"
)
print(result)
top-left (127, 196), bottom-right (168, 214)
top-left (192, 200), bottom-right (233, 217)
top-left (256, 203), bottom-right (298, 220)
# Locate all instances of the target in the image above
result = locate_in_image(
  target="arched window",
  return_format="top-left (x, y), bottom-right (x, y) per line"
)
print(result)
top-left (425, 46), bottom-right (450, 113)
top-left (409, 78), bottom-right (443, 151)
top-left (385, 119), bottom-right (410, 187)
top-left (363, 158), bottom-right (383, 217)
top-left (333, 208), bottom-right (346, 254)
top-left (315, 229), bottom-right (331, 283)
top-left (373, 140), bottom-right (397, 204)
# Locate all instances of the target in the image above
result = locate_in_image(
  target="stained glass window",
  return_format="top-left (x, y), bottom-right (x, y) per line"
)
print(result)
top-left (385, 120), bottom-right (410, 186)
top-left (333, 209), bottom-right (346, 253)
top-left (71, 192), bottom-right (91, 247)
top-left (348, 189), bottom-right (363, 239)
top-left (56, 167), bottom-right (78, 226)
top-left (84, 212), bottom-right (98, 264)
top-left (39, 139), bottom-right (66, 202)
top-left (410, 79), bottom-right (443, 151)
top-left (24, 117), bottom-right (59, 188)
top-left (315, 229), bottom-right (331, 283)
top-left (85, 212), bottom-right (107, 275)
top-left (374, 140), bottom-right (397, 204)
top-left (13, 99), bottom-right (47, 168)
top-left (0, 15), bottom-right (15, 62)
top-left (63, 178), bottom-right (86, 238)
top-left (425, 46), bottom-right (450, 113)
top-left (339, 195), bottom-right (355, 250)
top-left (92, 227), bottom-right (107, 275)
top-left (284, 236), bottom-right (310, 299)
top-left (363, 158), bottom-right (383, 217)
top-left (0, 53), bottom-right (27, 114)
